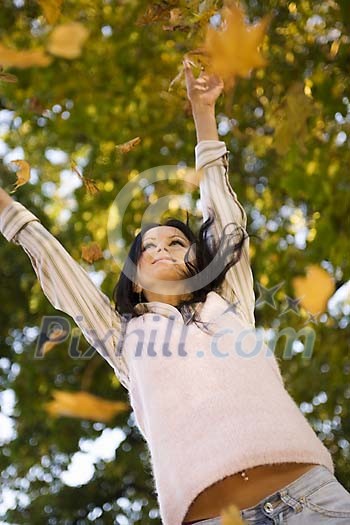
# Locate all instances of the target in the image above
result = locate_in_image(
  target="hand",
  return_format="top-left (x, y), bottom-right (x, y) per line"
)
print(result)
top-left (183, 58), bottom-right (224, 110)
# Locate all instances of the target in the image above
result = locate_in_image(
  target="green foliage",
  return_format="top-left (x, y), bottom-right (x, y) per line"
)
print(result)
top-left (0, 0), bottom-right (349, 523)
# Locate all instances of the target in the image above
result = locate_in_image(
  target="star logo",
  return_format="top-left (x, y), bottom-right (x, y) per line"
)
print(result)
top-left (223, 301), bottom-right (240, 315)
top-left (279, 295), bottom-right (302, 317)
top-left (255, 282), bottom-right (285, 310)
top-left (303, 311), bottom-right (321, 325)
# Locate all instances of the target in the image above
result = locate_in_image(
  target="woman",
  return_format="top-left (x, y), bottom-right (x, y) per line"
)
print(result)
top-left (1, 60), bottom-right (350, 525)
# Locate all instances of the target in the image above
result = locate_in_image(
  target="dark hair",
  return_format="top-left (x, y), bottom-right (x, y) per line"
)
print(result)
top-left (113, 212), bottom-right (248, 317)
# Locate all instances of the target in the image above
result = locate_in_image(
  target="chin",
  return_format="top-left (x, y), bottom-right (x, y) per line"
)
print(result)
top-left (151, 264), bottom-right (184, 277)
top-left (141, 272), bottom-right (186, 291)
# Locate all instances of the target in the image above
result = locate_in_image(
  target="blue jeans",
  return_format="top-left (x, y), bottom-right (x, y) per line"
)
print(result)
top-left (192, 465), bottom-right (350, 524)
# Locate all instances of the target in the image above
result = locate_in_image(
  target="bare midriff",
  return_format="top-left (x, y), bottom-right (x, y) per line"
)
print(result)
top-left (183, 462), bottom-right (317, 524)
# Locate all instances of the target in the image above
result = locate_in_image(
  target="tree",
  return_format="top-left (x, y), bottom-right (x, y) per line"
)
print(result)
top-left (0, 1), bottom-right (349, 523)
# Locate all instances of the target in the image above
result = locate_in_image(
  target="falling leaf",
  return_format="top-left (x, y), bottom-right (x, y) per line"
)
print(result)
top-left (162, 8), bottom-right (189, 31)
top-left (136, 3), bottom-right (171, 26)
top-left (221, 503), bottom-right (246, 525)
top-left (115, 137), bottom-right (142, 153)
top-left (137, 3), bottom-right (190, 30)
top-left (47, 22), bottom-right (89, 59)
top-left (329, 39), bottom-right (340, 59)
top-left (40, 327), bottom-right (68, 355)
top-left (81, 242), bottom-right (104, 264)
top-left (0, 44), bottom-right (52, 68)
top-left (0, 66), bottom-right (17, 83)
top-left (271, 82), bottom-right (315, 155)
top-left (44, 390), bottom-right (129, 422)
top-left (83, 177), bottom-right (99, 195)
top-left (37, 0), bottom-right (63, 25)
top-left (195, 2), bottom-right (270, 89)
top-left (9, 160), bottom-right (31, 193)
top-left (27, 97), bottom-right (45, 114)
top-left (71, 161), bottom-right (99, 195)
top-left (292, 264), bottom-right (335, 316)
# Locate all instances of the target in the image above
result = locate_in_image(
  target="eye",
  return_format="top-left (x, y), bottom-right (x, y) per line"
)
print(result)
top-left (170, 239), bottom-right (186, 246)
top-left (142, 242), bottom-right (155, 251)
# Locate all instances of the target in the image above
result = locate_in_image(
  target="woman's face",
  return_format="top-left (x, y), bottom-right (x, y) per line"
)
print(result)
top-left (135, 226), bottom-right (194, 294)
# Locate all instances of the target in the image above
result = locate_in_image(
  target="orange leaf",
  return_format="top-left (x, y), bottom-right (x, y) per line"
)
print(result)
top-left (47, 22), bottom-right (89, 59)
top-left (115, 137), bottom-right (141, 153)
top-left (37, 0), bottom-right (63, 25)
top-left (202, 2), bottom-right (270, 88)
top-left (81, 242), bottom-right (104, 264)
top-left (9, 160), bottom-right (31, 193)
top-left (44, 390), bottom-right (130, 422)
top-left (0, 44), bottom-right (52, 68)
top-left (40, 327), bottom-right (68, 356)
top-left (292, 265), bottom-right (335, 316)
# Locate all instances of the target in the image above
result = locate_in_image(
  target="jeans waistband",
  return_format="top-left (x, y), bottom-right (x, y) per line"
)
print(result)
top-left (241, 465), bottom-right (334, 520)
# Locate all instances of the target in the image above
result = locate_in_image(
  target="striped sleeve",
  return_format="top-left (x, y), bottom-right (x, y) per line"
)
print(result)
top-left (0, 201), bottom-right (130, 390)
top-left (196, 140), bottom-right (255, 326)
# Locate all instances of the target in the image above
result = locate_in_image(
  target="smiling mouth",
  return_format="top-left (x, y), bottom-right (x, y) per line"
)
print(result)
top-left (153, 258), bottom-right (175, 264)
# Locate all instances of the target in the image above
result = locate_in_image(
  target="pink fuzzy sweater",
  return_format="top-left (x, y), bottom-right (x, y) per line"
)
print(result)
top-left (0, 141), bottom-right (334, 525)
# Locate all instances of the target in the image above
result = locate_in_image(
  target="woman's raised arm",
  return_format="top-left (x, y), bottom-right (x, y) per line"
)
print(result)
top-left (184, 60), bottom-right (255, 326)
top-left (0, 186), bottom-right (13, 212)
top-left (0, 187), bottom-right (129, 390)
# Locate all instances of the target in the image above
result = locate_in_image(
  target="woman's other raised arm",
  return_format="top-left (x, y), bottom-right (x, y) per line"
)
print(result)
top-left (0, 187), bottom-right (129, 389)
top-left (184, 60), bottom-right (255, 326)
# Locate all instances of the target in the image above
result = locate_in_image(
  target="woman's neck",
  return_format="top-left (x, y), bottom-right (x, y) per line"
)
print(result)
top-left (142, 291), bottom-right (193, 307)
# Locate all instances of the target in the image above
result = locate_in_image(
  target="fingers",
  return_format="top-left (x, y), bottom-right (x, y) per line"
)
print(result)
top-left (195, 77), bottom-right (209, 86)
top-left (183, 58), bottom-right (195, 83)
top-left (201, 70), bottom-right (224, 87)
top-left (183, 57), bottom-right (225, 96)
top-left (189, 61), bottom-right (224, 87)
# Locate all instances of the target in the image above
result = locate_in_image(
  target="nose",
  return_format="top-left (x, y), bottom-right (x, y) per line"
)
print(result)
top-left (156, 244), bottom-right (169, 252)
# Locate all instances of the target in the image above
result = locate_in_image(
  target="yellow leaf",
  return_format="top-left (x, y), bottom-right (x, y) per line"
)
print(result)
top-left (47, 22), bottom-right (89, 59)
top-left (81, 242), bottom-right (104, 264)
top-left (292, 265), bottom-right (335, 316)
top-left (329, 39), bottom-right (340, 59)
top-left (40, 327), bottom-right (68, 355)
top-left (0, 66), bottom-right (17, 83)
top-left (115, 137), bottom-right (142, 153)
top-left (221, 503), bottom-right (247, 525)
top-left (37, 0), bottom-right (63, 25)
top-left (9, 160), bottom-right (31, 193)
top-left (44, 390), bottom-right (130, 422)
top-left (202, 2), bottom-right (270, 88)
top-left (0, 44), bottom-right (52, 68)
